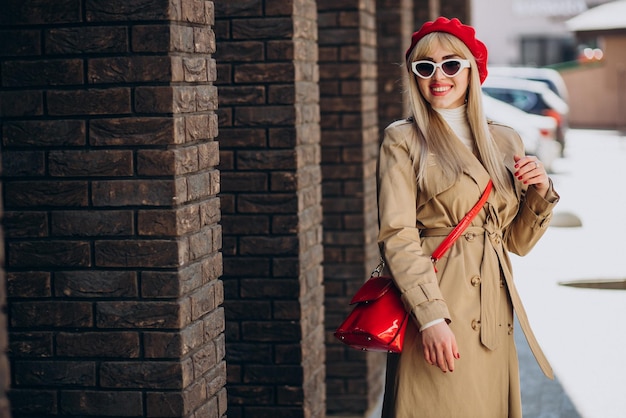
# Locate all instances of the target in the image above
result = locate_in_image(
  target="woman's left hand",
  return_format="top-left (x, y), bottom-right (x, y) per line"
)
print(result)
top-left (514, 155), bottom-right (550, 198)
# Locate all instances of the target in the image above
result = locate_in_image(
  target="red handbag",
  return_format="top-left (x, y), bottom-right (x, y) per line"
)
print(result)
top-left (334, 180), bottom-right (493, 353)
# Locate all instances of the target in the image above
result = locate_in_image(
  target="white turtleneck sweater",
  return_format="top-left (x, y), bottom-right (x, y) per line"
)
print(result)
top-left (434, 105), bottom-right (474, 151)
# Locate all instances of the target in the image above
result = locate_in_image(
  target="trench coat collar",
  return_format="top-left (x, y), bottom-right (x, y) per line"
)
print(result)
top-left (420, 131), bottom-right (495, 206)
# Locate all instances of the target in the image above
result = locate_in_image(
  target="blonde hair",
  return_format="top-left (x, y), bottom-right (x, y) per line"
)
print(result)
top-left (405, 32), bottom-right (513, 200)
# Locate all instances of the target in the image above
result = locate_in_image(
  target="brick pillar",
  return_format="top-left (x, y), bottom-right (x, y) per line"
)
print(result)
top-left (441, 0), bottom-right (471, 24)
top-left (377, 0), bottom-right (414, 137)
top-left (0, 1), bottom-right (225, 417)
top-left (0, 163), bottom-right (10, 417)
top-left (214, 1), bottom-right (325, 417)
top-left (317, 0), bottom-right (381, 415)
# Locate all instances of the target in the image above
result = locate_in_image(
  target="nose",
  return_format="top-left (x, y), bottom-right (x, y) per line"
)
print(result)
top-left (432, 66), bottom-right (446, 80)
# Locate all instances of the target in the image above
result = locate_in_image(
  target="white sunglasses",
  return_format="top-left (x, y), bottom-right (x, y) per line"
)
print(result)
top-left (411, 59), bottom-right (471, 79)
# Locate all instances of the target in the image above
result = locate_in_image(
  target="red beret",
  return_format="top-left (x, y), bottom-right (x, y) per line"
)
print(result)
top-left (405, 17), bottom-right (489, 84)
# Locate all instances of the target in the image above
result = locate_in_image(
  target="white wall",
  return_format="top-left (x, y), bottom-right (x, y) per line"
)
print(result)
top-left (470, 0), bottom-right (585, 65)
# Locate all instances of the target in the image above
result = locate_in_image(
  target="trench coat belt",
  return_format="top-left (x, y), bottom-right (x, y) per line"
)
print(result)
top-left (420, 225), bottom-right (555, 379)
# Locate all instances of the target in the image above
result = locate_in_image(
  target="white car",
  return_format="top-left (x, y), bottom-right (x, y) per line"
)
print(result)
top-left (488, 66), bottom-right (569, 105)
top-left (482, 76), bottom-right (569, 156)
top-left (482, 94), bottom-right (561, 172)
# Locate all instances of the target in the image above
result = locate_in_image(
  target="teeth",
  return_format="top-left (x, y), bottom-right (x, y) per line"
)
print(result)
top-left (432, 87), bottom-right (450, 92)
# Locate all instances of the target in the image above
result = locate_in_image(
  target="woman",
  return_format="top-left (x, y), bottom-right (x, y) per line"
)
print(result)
top-left (378, 17), bottom-right (560, 418)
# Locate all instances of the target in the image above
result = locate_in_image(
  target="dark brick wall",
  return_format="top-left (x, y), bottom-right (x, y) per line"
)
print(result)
top-left (214, 0), bottom-right (325, 417)
top-left (0, 160), bottom-right (9, 417)
top-left (317, 0), bottom-right (383, 415)
top-left (0, 1), bottom-right (225, 417)
top-left (377, 0), bottom-right (414, 139)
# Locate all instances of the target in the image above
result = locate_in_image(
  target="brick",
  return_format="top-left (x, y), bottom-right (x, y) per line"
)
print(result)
top-left (238, 194), bottom-right (298, 215)
top-left (9, 332), bottom-right (53, 358)
top-left (10, 301), bottom-right (93, 328)
top-left (0, 90), bottom-right (43, 116)
top-left (136, 145), bottom-right (199, 175)
top-left (0, 29), bottom-right (41, 56)
top-left (2, 211), bottom-right (48, 238)
top-left (221, 169), bottom-right (269, 192)
top-left (146, 380), bottom-right (206, 417)
top-left (55, 270), bottom-right (138, 298)
top-left (198, 141), bottom-right (220, 170)
top-left (48, 88), bottom-right (131, 116)
top-left (181, 57), bottom-right (208, 82)
top-left (8, 240), bottom-right (91, 268)
top-left (90, 117), bottom-right (179, 146)
top-left (45, 26), bottom-right (128, 54)
top-left (267, 40), bottom-right (295, 60)
top-left (243, 365), bottom-right (303, 384)
top-left (8, 389), bottom-right (57, 415)
top-left (186, 169), bottom-right (219, 201)
top-left (88, 56), bottom-right (172, 83)
top-left (237, 149), bottom-right (296, 170)
top-left (234, 63), bottom-right (294, 84)
top-left (218, 85), bottom-right (265, 106)
top-left (95, 239), bottom-right (185, 268)
top-left (239, 236), bottom-right (298, 256)
top-left (96, 300), bottom-right (190, 329)
top-left (143, 321), bottom-right (203, 358)
top-left (202, 307), bottom-right (225, 341)
top-left (214, 40), bottom-right (264, 62)
top-left (189, 283), bottom-right (216, 321)
top-left (7, 271), bottom-right (51, 298)
top-left (2, 120), bottom-right (86, 147)
top-left (194, 26), bottom-right (216, 54)
top-left (57, 332), bottom-right (140, 358)
top-left (92, 179), bottom-right (182, 207)
top-left (269, 84), bottom-right (296, 104)
top-left (141, 262), bottom-right (203, 298)
top-left (1, 150), bottom-right (46, 177)
top-left (2, 59), bottom-right (83, 87)
top-left (214, 1), bottom-right (263, 17)
top-left (239, 278), bottom-right (300, 299)
top-left (85, 0), bottom-right (171, 22)
top-left (14, 360), bottom-right (95, 386)
top-left (231, 18), bottom-right (293, 39)
top-left (132, 24), bottom-right (171, 52)
top-left (59, 390), bottom-right (143, 416)
top-left (51, 210), bottom-right (134, 237)
top-left (235, 106), bottom-right (296, 126)
top-left (100, 360), bottom-right (193, 389)
top-left (182, 0), bottom-right (208, 24)
top-left (49, 150), bottom-right (133, 176)
top-left (224, 301), bottom-right (271, 321)
top-left (138, 205), bottom-right (201, 236)
top-left (0, 0), bottom-right (80, 25)
top-left (4, 180), bottom-right (88, 208)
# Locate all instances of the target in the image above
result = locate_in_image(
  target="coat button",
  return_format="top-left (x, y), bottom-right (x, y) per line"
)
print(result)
top-left (470, 276), bottom-right (481, 287)
top-left (465, 232), bottom-right (475, 241)
top-left (471, 319), bottom-right (481, 331)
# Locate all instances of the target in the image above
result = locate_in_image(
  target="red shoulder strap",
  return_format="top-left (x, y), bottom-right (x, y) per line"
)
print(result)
top-left (430, 179), bottom-right (493, 267)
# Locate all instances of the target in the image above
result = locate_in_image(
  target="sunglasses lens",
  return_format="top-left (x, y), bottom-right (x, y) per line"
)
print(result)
top-left (415, 62), bottom-right (435, 77)
top-left (441, 60), bottom-right (461, 76)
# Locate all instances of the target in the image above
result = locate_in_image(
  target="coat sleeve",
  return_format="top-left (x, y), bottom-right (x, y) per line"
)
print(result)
top-left (505, 179), bottom-right (559, 256)
top-left (496, 125), bottom-right (560, 255)
top-left (377, 123), bottom-right (451, 328)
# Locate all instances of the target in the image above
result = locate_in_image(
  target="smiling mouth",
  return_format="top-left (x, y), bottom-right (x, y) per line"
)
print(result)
top-left (431, 86), bottom-right (451, 93)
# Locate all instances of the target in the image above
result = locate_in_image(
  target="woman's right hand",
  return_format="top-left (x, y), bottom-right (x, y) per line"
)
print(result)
top-left (421, 321), bottom-right (460, 373)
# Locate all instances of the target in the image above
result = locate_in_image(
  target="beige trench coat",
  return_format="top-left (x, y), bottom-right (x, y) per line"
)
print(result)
top-left (377, 119), bottom-right (559, 418)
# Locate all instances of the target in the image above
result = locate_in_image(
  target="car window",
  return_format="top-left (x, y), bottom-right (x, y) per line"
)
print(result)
top-left (482, 88), bottom-right (538, 113)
